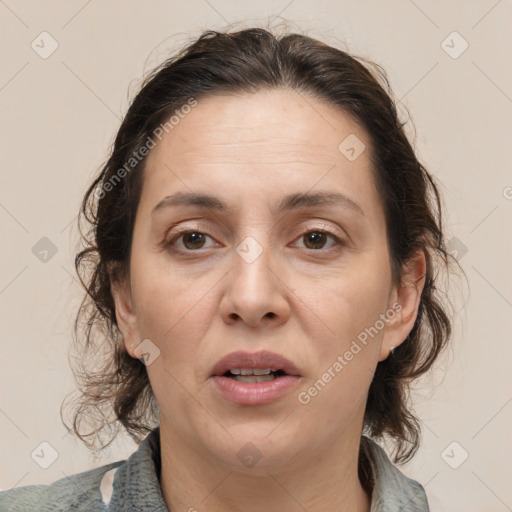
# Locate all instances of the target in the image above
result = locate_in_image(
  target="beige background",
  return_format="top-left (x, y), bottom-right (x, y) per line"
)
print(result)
top-left (1, 1), bottom-right (511, 511)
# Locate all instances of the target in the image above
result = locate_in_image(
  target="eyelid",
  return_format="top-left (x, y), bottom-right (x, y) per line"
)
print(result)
top-left (290, 219), bottom-right (347, 240)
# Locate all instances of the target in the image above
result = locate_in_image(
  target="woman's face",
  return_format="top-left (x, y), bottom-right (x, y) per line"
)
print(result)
top-left (112, 88), bottom-right (423, 471)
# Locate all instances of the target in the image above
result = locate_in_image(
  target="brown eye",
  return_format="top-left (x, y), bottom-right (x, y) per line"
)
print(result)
top-left (182, 232), bottom-right (206, 250)
top-left (303, 231), bottom-right (328, 250)
top-left (297, 230), bottom-right (340, 251)
top-left (167, 230), bottom-right (217, 252)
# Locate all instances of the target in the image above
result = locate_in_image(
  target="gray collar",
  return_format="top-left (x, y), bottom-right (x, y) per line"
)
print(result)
top-left (108, 428), bottom-right (429, 511)
top-left (361, 436), bottom-right (430, 511)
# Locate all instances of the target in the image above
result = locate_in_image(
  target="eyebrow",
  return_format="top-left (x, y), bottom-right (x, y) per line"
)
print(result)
top-left (151, 190), bottom-right (364, 216)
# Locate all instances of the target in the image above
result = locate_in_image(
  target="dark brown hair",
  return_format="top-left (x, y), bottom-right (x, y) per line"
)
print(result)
top-left (62, 26), bottom-right (454, 464)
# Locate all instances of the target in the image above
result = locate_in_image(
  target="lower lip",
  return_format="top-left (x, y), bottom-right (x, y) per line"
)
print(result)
top-left (211, 375), bottom-right (301, 405)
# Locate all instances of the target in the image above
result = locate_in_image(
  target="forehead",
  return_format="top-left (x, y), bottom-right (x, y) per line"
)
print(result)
top-left (147, 88), bottom-right (367, 165)
top-left (139, 88), bottom-right (379, 217)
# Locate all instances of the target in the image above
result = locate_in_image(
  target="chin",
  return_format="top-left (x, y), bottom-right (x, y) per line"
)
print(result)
top-left (204, 422), bottom-right (304, 472)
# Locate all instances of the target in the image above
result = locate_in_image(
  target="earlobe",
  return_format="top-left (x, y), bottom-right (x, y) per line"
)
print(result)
top-left (378, 251), bottom-right (427, 361)
top-left (109, 265), bottom-right (139, 358)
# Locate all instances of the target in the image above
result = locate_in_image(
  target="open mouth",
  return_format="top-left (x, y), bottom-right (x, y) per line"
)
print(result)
top-left (222, 368), bottom-right (288, 383)
top-left (214, 367), bottom-right (300, 405)
top-left (211, 352), bottom-right (301, 405)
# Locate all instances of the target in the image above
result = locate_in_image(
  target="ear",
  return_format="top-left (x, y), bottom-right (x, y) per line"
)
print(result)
top-left (108, 263), bottom-right (140, 359)
top-left (378, 250), bottom-right (427, 362)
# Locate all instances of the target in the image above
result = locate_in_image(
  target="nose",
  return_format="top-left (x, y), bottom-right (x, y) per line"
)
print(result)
top-left (219, 238), bottom-right (290, 329)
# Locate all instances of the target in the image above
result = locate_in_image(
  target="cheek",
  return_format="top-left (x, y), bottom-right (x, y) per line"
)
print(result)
top-left (296, 270), bottom-right (388, 427)
top-left (309, 256), bottom-right (391, 348)
top-left (129, 262), bottom-right (219, 424)
top-left (129, 254), bottom-right (219, 364)
top-left (295, 255), bottom-right (391, 417)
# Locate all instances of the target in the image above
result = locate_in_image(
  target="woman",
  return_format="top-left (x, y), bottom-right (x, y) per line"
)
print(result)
top-left (0, 26), bottom-right (453, 511)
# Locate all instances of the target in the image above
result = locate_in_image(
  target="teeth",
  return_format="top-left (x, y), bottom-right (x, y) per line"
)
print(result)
top-left (253, 368), bottom-right (272, 375)
top-left (231, 368), bottom-right (272, 376)
top-left (233, 374), bottom-right (275, 383)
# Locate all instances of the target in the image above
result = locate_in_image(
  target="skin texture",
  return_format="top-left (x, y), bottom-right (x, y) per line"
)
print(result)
top-left (110, 88), bottom-right (426, 512)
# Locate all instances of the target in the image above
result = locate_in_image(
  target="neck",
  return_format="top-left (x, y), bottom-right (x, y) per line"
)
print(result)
top-left (158, 419), bottom-right (371, 512)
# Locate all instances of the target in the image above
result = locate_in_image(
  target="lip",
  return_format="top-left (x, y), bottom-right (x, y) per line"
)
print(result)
top-left (210, 350), bottom-right (302, 406)
top-left (210, 350), bottom-right (301, 377)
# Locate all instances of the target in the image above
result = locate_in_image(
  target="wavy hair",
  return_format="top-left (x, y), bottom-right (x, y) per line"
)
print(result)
top-left (61, 25), bottom-right (455, 464)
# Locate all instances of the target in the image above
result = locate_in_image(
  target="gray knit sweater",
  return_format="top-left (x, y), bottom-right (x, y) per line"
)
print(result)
top-left (0, 428), bottom-right (429, 511)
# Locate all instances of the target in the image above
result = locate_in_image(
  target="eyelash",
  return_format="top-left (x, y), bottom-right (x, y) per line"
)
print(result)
top-left (165, 227), bottom-right (345, 254)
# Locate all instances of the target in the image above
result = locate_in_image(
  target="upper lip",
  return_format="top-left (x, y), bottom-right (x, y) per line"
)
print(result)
top-left (210, 350), bottom-right (301, 377)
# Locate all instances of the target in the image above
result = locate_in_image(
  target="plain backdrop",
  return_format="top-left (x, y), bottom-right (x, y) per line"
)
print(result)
top-left (1, 1), bottom-right (511, 511)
